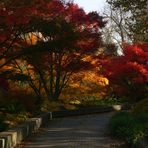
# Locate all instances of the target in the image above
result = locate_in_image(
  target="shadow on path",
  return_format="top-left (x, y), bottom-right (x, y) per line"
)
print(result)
top-left (18, 112), bottom-right (127, 148)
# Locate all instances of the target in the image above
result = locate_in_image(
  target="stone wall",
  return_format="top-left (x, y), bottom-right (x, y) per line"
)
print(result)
top-left (0, 112), bottom-right (52, 148)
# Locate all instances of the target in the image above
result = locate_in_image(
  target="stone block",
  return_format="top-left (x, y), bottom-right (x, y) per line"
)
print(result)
top-left (0, 112), bottom-right (52, 148)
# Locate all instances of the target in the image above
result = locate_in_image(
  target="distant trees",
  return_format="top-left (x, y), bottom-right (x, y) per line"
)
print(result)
top-left (107, 0), bottom-right (148, 42)
top-left (102, 4), bottom-right (131, 49)
top-left (100, 0), bottom-right (148, 101)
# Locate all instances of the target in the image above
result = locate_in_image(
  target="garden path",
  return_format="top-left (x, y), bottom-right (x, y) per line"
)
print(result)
top-left (17, 112), bottom-right (126, 148)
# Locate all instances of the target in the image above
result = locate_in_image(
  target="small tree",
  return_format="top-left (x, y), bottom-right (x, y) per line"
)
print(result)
top-left (99, 43), bottom-right (148, 101)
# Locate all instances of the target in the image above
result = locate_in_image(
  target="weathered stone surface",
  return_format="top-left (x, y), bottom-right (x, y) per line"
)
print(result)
top-left (0, 112), bottom-right (52, 148)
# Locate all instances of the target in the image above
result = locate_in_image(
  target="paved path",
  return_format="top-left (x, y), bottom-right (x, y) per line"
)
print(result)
top-left (18, 112), bottom-right (126, 148)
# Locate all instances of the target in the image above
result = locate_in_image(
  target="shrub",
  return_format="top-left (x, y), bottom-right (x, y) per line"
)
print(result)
top-left (0, 113), bottom-right (8, 132)
top-left (99, 97), bottom-right (124, 105)
top-left (40, 100), bottom-right (63, 112)
top-left (0, 90), bottom-right (11, 109)
top-left (80, 97), bottom-right (124, 107)
top-left (11, 91), bottom-right (37, 112)
top-left (0, 90), bottom-right (36, 113)
top-left (3, 111), bottom-right (31, 129)
top-left (16, 111), bottom-right (30, 122)
top-left (132, 99), bottom-right (148, 114)
top-left (109, 112), bottom-right (147, 146)
top-left (101, 44), bottom-right (148, 101)
top-left (132, 99), bottom-right (148, 137)
top-left (5, 100), bottom-right (26, 113)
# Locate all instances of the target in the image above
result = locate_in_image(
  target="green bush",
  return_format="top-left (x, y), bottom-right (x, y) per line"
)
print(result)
top-left (132, 99), bottom-right (148, 114)
top-left (79, 96), bottom-right (124, 108)
top-left (100, 97), bottom-right (123, 105)
top-left (0, 114), bottom-right (8, 132)
top-left (109, 112), bottom-right (147, 146)
top-left (5, 100), bottom-right (26, 113)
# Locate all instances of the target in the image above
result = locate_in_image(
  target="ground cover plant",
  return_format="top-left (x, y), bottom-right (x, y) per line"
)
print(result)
top-left (109, 111), bottom-right (148, 147)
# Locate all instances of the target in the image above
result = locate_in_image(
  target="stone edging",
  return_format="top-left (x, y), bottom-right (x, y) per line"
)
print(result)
top-left (0, 112), bottom-right (52, 148)
top-left (0, 107), bottom-right (114, 148)
top-left (0, 104), bottom-right (133, 148)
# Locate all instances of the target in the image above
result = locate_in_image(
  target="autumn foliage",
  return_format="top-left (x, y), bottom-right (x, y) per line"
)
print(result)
top-left (0, 0), bottom-right (106, 101)
top-left (100, 43), bottom-right (148, 101)
top-left (0, 0), bottom-right (147, 109)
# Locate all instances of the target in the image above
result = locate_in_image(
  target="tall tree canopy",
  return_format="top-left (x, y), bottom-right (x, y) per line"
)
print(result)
top-left (0, 0), bottom-right (106, 100)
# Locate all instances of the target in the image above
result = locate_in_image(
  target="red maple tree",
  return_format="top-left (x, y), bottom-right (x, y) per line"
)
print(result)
top-left (99, 43), bottom-right (148, 101)
top-left (0, 0), bottom-right (106, 100)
